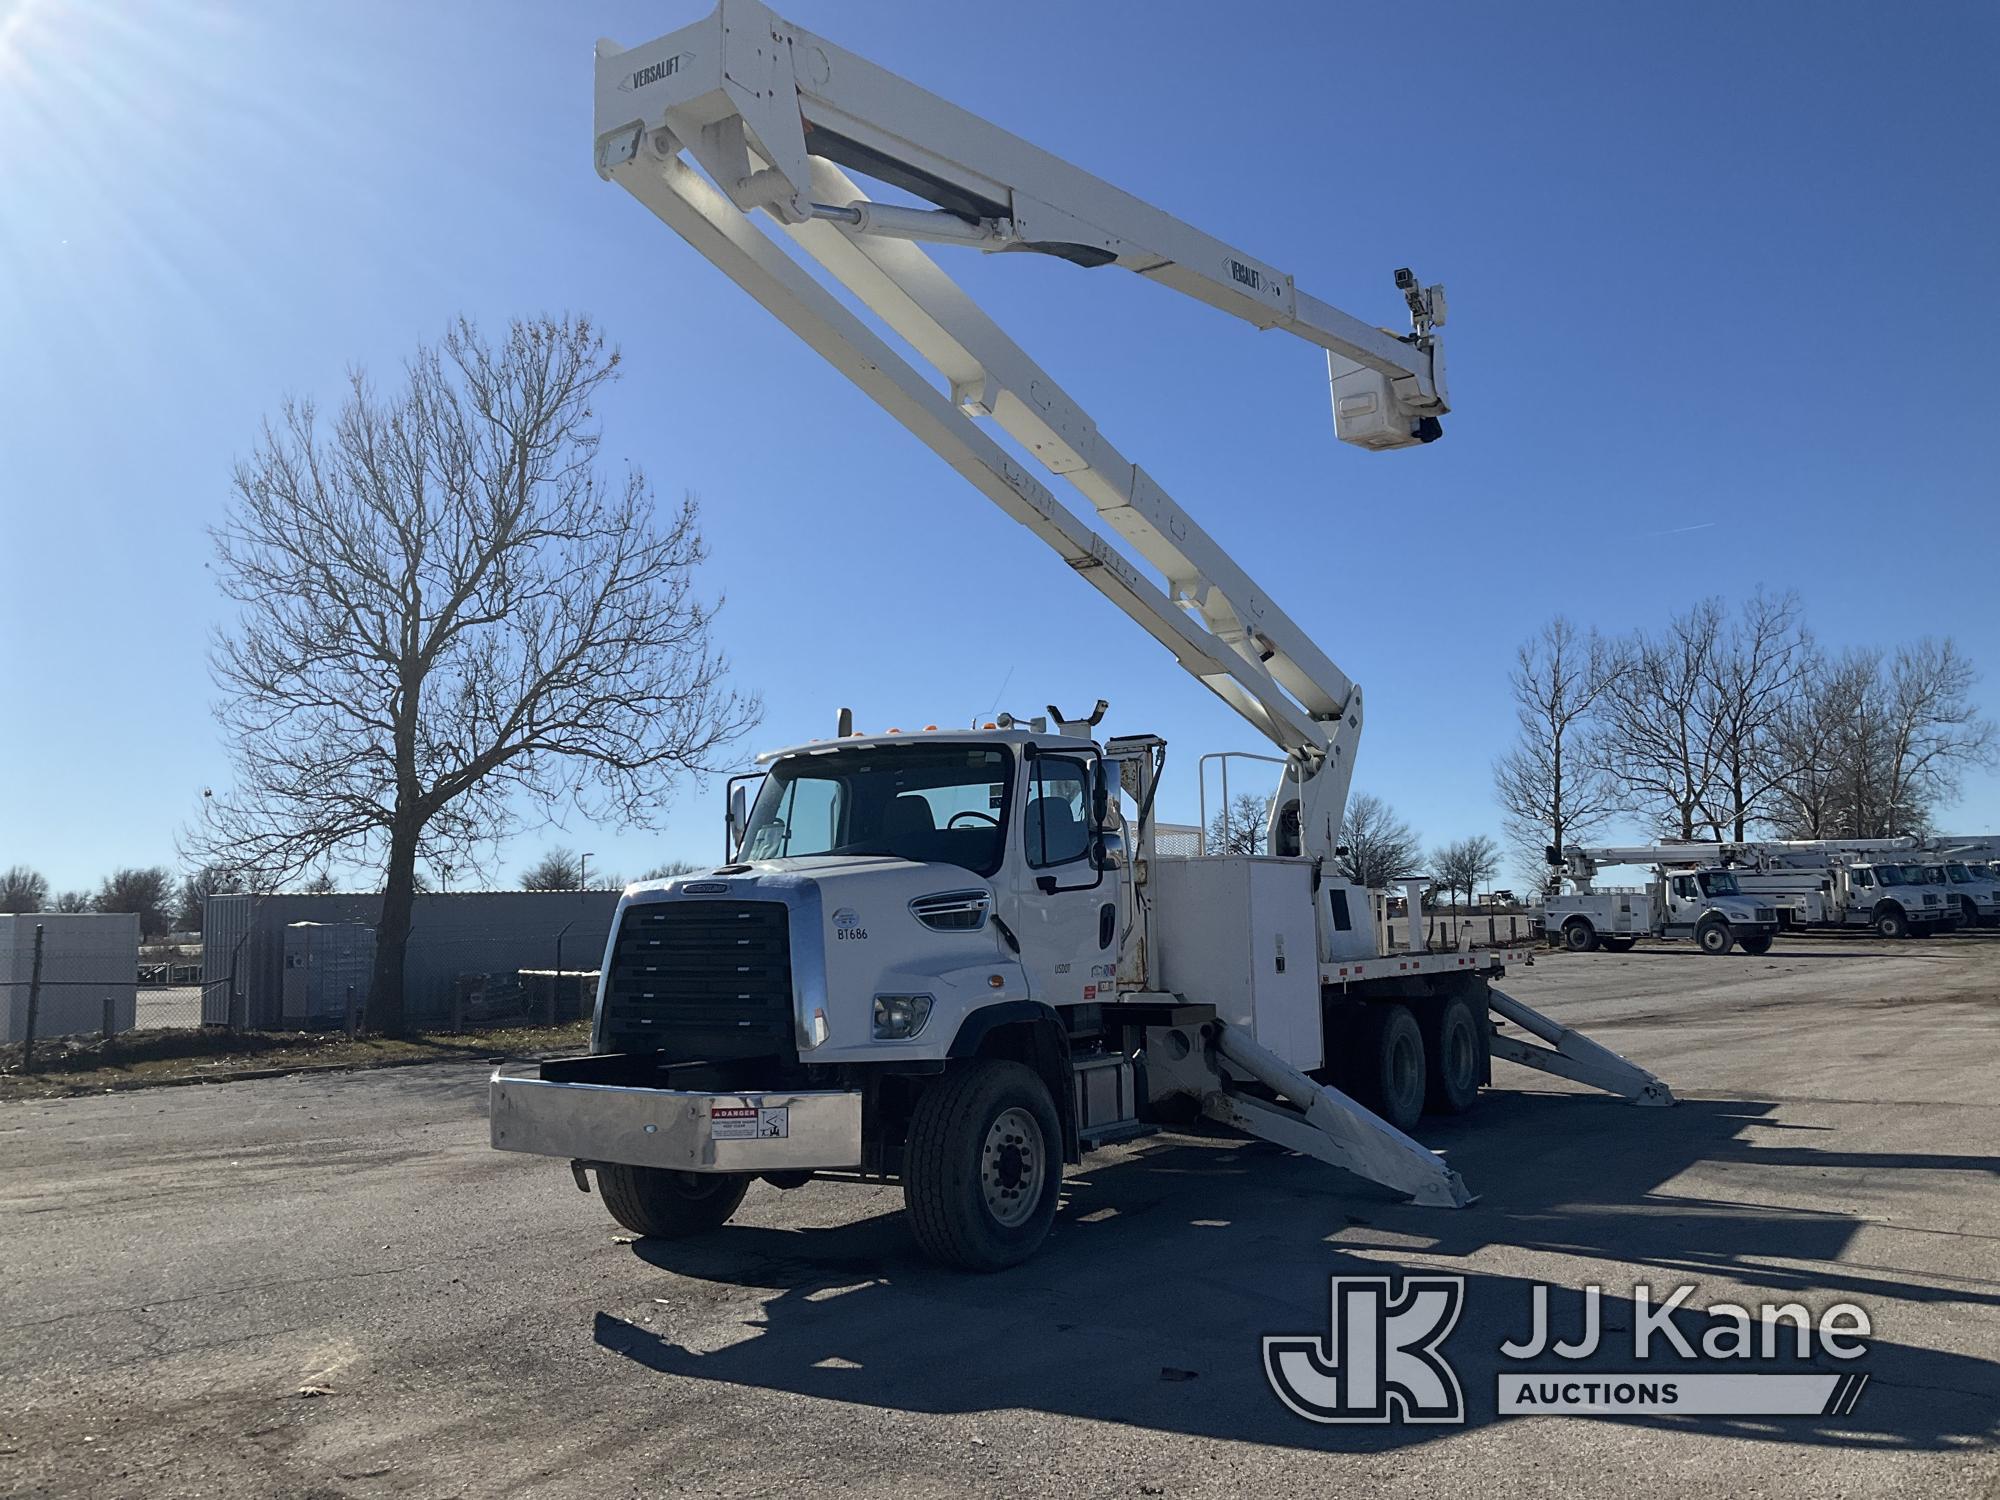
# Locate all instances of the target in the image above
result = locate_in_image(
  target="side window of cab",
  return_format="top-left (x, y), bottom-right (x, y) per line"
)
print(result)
top-left (1024, 756), bottom-right (1091, 868)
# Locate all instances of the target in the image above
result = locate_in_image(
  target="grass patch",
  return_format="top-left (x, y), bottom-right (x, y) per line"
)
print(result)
top-left (0, 1020), bottom-right (590, 1101)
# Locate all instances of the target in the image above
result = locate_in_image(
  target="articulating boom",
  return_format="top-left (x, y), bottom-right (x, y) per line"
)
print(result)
top-left (593, 1), bottom-right (1451, 860)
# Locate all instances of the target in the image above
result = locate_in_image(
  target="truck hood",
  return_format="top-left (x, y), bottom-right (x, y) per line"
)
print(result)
top-left (628, 853), bottom-right (995, 895)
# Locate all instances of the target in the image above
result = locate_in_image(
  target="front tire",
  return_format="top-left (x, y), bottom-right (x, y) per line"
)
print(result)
top-left (903, 1060), bottom-right (1062, 1272)
top-left (1696, 919), bottom-right (1734, 956)
top-left (597, 1165), bottom-right (750, 1240)
top-left (1875, 907), bottom-right (1908, 939)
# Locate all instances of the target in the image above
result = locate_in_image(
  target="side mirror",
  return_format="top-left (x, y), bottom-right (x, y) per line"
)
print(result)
top-left (727, 784), bottom-right (749, 856)
top-left (1091, 759), bottom-right (1114, 831)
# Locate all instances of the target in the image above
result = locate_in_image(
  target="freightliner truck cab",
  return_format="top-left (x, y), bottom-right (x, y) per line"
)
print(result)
top-left (493, 723), bottom-right (1136, 1270)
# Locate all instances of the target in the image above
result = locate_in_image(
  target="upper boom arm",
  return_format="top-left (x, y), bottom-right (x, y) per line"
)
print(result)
top-left (593, 0), bottom-right (1451, 857)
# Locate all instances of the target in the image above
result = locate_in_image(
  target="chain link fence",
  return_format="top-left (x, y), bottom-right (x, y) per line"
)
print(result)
top-left (1, 908), bottom-right (611, 1073)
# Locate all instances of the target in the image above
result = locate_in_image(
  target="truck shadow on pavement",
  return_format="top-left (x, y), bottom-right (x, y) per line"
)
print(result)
top-left (601, 1093), bottom-right (2000, 1454)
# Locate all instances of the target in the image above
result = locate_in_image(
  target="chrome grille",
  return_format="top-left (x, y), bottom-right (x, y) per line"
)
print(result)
top-left (600, 901), bottom-right (793, 1063)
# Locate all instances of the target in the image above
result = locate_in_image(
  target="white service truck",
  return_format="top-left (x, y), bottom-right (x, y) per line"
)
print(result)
top-left (1942, 857), bottom-right (2000, 928)
top-left (487, 1), bottom-right (1673, 1270)
top-left (1710, 842), bottom-right (1964, 938)
top-left (1539, 846), bottom-right (1782, 955)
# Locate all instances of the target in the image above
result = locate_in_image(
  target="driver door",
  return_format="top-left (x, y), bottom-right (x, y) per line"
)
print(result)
top-left (1006, 750), bottom-right (1120, 1006)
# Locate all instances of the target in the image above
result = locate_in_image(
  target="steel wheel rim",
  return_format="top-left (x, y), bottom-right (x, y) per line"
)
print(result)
top-left (1390, 1031), bottom-right (1421, 1105)
top-left (669, 1171), bottom-right (733, 1201)
top-left (980, 1106), bottom-right (1044, 1228)
top-left (1444, 1019), bottom-right (1477, 1092)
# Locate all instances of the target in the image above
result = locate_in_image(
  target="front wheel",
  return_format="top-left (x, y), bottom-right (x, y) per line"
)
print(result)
top-left (1875, 907), bottom-right (1908, 940)
top-left (903, 1060), bottom-right (1063, 1271)
top-left (1737, 929), bottom-right (1775, 956)
top-left (1696, 919), bottom-right (1734, 956)
top-left (597, 1165), bottom-right (750, 1240)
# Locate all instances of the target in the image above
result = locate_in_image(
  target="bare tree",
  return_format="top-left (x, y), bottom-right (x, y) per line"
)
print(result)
top-left (1599, 600), bottom-right (1727, 841)
top-left (1337, 793), bottom-right (1421, 890)
top-left (1432, 835), bottom-right (1500, 909)
top-left (1206, 791), bottom-right (1270, 855)
top-left (1763, 639), bottom-right (1991, 838)
top-left (1769, 650), bottom-right (1876, 838)
top-left (188, 316), bottom-right (759, 1034)
top-left (94, 866), bottom-right (177, 937)
top-left (1493, 616), bottom-right (1619, 884)
top-left (299, 870), bottom-right (339, 896)
top-left (54, 890), bottom-right (93, 914)
top-left (175, 865), bottom-right (246, 933)
top-left (521, 847), bottom-right (586, 891)
top-left (1701, 590), bottom-right (1812, 839)
top-left (1880, 639), bottom-right (1995, 832)
top-left (639, 859), bottom-right (701, 880)
top-left (0, 865), bottom-right (50, 914)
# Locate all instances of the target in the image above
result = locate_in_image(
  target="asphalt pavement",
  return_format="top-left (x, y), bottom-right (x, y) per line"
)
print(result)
top-left (3, 933), bottom-right (1995, 1497)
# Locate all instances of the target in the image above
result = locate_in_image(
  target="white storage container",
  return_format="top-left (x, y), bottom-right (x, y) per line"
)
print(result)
top-left (0, 913), bottom-right (140, 1044)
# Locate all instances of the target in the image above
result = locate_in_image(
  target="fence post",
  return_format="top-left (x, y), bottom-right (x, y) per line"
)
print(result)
top-left (344, 983), bottom-right (357, 1039)
top-left (103, 990), bottom-right (115, 1045)
top-left (22, 924), bottom-right (45, 1074)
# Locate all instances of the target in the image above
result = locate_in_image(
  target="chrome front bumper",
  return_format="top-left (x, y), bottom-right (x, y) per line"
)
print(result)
top-left (489, 1064), bottom-right (863, 1174)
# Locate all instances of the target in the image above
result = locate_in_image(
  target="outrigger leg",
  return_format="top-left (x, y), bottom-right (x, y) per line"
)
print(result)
top-left (1150, 1018), bottom-right (1475, 1208)
top-left (1485, 987), bottom-right (1675, 1106)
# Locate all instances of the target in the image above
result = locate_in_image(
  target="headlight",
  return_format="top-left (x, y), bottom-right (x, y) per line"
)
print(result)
top-left (872, 993), bottom-right (934, 1039)
top-left (908, 890), bottom-right (991, 931)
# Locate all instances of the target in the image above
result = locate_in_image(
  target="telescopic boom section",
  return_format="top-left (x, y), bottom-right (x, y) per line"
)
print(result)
top-left (592, 0), bottom-right (1450, 856)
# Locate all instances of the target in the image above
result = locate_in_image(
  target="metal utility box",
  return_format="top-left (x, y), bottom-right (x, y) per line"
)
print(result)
top-left (1148, 856), bottom-right (1322, 1070)
top-left (0, 913), bottom-right (140, 1044)
top-left (281, 922), bottom-right (376, 1026)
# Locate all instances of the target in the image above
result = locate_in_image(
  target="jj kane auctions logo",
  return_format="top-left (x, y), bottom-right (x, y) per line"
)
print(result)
top-left (1266, 1276), bottom-right (1871, 1423)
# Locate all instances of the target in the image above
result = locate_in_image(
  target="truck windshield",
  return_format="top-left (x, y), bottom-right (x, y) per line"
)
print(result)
top-left (1915, 864), bottom-right (1945, 883)
top-left (740, 743), bottom-right (1013, 876)
top-left (1696, 870), bottom-right (1740, 897)
top-left (1946, 863), bottom-right (1971, 883)
top-left (1873, 865), bottom-right (1907, 886)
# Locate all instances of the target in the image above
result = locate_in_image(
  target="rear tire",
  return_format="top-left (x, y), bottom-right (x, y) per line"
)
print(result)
top-left (1737, 929), bottom-right (1774, 956)
top-left (1696, 919), bottom-right (1734, 956)
top-left (903, 1060), bottom-right (1062, 1272)
top-left (1422, 994), bottom-right (1485, 1116)
top-left (1352, 1003), bottom-right (1427, 1133)
top-left (1563, 919), bottom-right (1599, 953)
top-left (597, 1165), bottom-right (750, 1240)
top-left (1875, 907), bottom-right (1908, 940)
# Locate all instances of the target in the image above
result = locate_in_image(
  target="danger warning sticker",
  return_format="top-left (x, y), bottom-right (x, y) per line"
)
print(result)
top-left (710, 1105), bottom-right (789, 1140)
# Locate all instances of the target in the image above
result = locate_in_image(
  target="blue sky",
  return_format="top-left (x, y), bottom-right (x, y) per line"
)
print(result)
top-left (2, 0), bottom-right (1996, 894)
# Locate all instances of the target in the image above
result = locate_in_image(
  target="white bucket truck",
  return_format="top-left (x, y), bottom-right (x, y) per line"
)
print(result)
top-left (1539, 846), bottom-right (1782, 955)
top-left (487, 1), bottom-right (1673, 1270)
